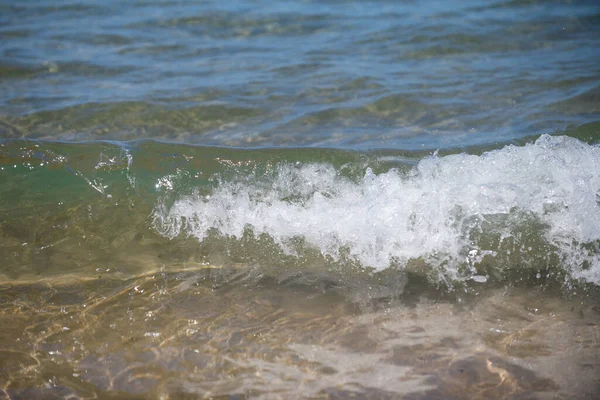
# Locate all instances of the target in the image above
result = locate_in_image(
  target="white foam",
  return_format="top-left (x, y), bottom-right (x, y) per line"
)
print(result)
top-left (152, 135), bottom-right (600, 284)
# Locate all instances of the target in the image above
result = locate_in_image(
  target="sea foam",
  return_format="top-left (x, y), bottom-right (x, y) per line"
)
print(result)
top-left (152, 135), bottom-right (600, 284)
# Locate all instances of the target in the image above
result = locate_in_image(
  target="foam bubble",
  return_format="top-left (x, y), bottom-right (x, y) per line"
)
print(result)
top-left (152, 135), bottom-right (600, 284)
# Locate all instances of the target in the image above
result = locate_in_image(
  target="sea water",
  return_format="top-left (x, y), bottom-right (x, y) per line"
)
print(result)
top-left (1, 0), bottom-right (600, 399)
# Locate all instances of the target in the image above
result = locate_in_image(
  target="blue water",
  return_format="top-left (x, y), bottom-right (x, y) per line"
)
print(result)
top-left (1, 0), bottom-right (599, 148)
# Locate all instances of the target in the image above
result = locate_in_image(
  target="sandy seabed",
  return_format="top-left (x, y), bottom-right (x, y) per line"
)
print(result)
top-left (0, 268), bottom-right (598, 400)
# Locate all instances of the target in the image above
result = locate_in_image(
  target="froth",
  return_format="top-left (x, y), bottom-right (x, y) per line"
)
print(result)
top-left (152, 135), bottom-right (600, 284)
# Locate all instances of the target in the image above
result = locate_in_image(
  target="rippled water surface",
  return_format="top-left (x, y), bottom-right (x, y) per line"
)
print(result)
top-left (1, 0), bottom-right (599, 147)
top-left (1, 271), bottom-right (599, 399)
top-left (1, 0), bottom-right (600, 399)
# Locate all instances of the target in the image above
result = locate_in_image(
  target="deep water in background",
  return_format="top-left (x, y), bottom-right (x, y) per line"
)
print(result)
top-left (1, 0), bottom-right (599, 148)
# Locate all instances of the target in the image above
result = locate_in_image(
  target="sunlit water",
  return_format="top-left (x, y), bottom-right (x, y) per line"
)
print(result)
top-left (1, 0), bottom-right (600, 398)
top-left (1, 270), bottom-right (599, 399)
top-left (1, 0), bottom-right (599, 148)
top-left (2, 135), bottom-right (600, 399)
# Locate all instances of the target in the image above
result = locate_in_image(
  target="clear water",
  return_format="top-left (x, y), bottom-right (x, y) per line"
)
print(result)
top-left (1, 0), bottom-right (600, 399)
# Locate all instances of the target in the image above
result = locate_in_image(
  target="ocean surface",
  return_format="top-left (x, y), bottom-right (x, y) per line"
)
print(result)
top-left (1, 0), bottom-right (600, 399)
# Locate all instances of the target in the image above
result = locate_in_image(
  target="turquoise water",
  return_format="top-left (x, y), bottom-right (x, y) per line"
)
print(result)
top-left (1, 1), bottom-right (600, 399)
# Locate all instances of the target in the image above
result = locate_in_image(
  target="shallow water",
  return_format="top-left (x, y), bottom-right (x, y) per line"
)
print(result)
top-left (2, 0), bottom-right (600, 398)
top-left (0, 270), bottom-right (599, 399)
top-left (1, 135), bottom-right (600, 398)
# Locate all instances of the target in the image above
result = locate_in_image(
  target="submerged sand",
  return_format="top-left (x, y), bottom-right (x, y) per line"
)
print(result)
top-left (0, 268), bottom-right (598, 399)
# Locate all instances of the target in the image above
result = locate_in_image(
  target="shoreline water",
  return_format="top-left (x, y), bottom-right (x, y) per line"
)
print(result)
top-left (0, 269), bottom-right (598, 399)
top-left (2, 0), bottom-right (600, 397)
